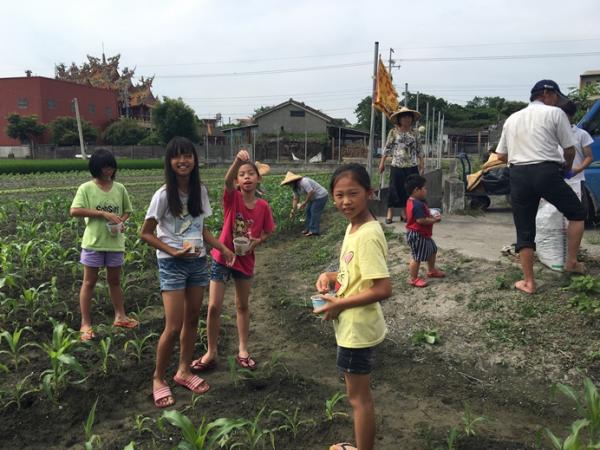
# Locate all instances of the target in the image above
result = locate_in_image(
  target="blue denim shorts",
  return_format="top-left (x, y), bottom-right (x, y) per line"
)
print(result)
top-left (157, 256), bottom-right (209, 291)
top-left (210, 260), bottom-right (253, 282)
top-left (337, 345), bottom-right (376, 375)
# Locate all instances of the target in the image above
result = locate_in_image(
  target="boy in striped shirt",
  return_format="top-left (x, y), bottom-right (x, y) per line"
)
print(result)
top-left (404, 174), bottom-right (445, 287)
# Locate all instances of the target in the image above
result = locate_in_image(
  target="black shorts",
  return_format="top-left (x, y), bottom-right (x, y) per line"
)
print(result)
top-left (388, 165), bottom-right (419, 208)
top-left (509, 162), bottom-right (585, 252)
top-left (336, 345), bottom-right (376, 375)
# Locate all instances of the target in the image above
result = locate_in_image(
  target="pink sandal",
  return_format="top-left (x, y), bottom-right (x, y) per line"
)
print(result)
top-left (153, 385), bottom-right (175, 409)
top-left (409, 278), bottom-right (428, 288)
top-left (173, 374), bottom-right (210, 395)
top-left (330, 444), bottom-right (357, 450)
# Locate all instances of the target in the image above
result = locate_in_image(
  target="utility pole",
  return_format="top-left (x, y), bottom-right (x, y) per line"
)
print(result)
top-left (405, 83), bottom-right (409, 107)
top-left (73, 98), bottom-right (86, 159)
top-left (380, 47), bottom-right (399, 168)
top-left (367, 41), bottom-right (379, 177)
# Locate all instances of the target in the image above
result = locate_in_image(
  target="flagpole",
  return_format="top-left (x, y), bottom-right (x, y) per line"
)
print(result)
top-left (367, 41), bottom-right (379, 179)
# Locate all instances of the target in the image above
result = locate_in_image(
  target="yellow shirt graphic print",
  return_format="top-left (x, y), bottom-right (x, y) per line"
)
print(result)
top-left (334, 221), bottom-right (389, 348)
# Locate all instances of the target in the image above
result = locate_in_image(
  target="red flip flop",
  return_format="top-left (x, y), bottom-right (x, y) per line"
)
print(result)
top-left (153, 386), bottom-right (175, 409)
top-left (190, 357), bottom-right (217, 372)
top-left (409, 278), bottom-right (428, 288)
top-left (426, 269), bottom-right (445, 278)
top-left (235, 355), bottom-right (257, 370)
top-left (330, 444), bottom-right (357, 450)
top-left (173, 374), bottom-right (210, 395)
top-left (113, 318), bottom-right (139, 329)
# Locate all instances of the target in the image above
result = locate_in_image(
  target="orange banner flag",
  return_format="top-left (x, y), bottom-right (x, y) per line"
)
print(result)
top-left (373, 58), bottom-right (398, 118)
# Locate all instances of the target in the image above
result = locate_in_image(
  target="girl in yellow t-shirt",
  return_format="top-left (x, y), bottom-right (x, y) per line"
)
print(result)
top-left (314, 163), bottom-right (392, 450)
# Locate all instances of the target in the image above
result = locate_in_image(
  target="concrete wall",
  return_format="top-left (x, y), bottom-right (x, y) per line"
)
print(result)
top-left (257, 105), bottom-right (328, 134)
top-left (0, 145), bottom-right (30, 158)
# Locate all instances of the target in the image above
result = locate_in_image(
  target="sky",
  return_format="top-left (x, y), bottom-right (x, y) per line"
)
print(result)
top-left (2, 0), bottom-right (600, 125)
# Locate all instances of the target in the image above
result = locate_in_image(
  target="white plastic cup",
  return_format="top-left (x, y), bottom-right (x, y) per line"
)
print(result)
top-left (311, 295), bottom-right (326, 316)
top-left (430, 208), bottom-right (442, 218)
top-left (233, 237), bottom-right (251, 256)
top-left (106, 222), bottom-right (122, 234)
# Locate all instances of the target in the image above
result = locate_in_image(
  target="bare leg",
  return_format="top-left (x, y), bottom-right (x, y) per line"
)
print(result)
top-left (399, 207), bottom-right (406, 221)
top-left (565, 220), bottom-right (585, 272)
top-left (201, 280), bottom-right (225, 363)
top-left (515, 248), bottom-right (536, 294)
top-left (79, 266), bottom-right (99, 331)
top-left (176, 285), bottom-right (204, 379)
top-left (153, 290), bottom-right (184, 407)
top-left (386, 208), bottom-right (393, 222)
top-left (409, 259), bottom-right (420, 280)
top-left (234, 278), bottom-right (253, 358)
top-left (106, 265), bottom-right (128, 322)
top-left (346, 373), bottom-right (375, 450)
top-left (426, 253), bottom-right (437, 272)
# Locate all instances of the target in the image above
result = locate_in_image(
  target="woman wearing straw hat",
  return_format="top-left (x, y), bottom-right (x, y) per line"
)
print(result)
top-left (378, 106), bottom-right (423, 224)
top-left (281, 171), bottom-right (328, 236)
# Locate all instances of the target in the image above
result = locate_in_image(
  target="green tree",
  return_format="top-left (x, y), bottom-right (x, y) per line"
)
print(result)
top-left (152, 97), bottom-right (200, 143)
top-left (5, 114), bottom-right (46, 145)
top-left (49, 116), bottom-right (98, 146)
top-left (103, 118), bottom-right (148, 145)
top-left (253, 105), bottom-right (275, 116)
top-left (353, 96), bottom-right (393, 133)
top-left (568, 83), bottom-right (600, 122)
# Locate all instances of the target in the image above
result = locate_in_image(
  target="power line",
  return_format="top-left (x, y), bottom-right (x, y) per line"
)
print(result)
top-left (394, 37), bottom-right (600, 51)
top-left (397, 51), bottom-right (600, 62)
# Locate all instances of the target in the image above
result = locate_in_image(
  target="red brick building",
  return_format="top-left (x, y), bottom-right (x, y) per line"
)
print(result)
top-left (0, 76), bottom-right (118, 145)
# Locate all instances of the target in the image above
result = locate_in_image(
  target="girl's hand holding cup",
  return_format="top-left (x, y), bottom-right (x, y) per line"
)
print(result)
top-left (315, 273), bottom-right (331, 293)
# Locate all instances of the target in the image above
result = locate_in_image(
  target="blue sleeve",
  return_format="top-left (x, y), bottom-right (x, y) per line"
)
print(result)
top-left (412, 200), bottom-right (426, 219)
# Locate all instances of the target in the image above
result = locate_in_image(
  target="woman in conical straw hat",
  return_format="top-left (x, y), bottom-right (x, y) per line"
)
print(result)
top-left (281, 171), bottom-right (329, 236)
top-left (378, 106), bottom-right (423, 224)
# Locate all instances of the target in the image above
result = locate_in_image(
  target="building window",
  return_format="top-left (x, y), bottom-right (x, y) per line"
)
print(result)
top-left (17, 98), bottom-right (28, 109)
top-left (105, 107), bottom-right (113, 119)
top-left (47, 99), bottom-right (57, 110)
top-left (290, 110), bottom-right (305, 117)
top-left (88, 103), bottom-right (96, 114)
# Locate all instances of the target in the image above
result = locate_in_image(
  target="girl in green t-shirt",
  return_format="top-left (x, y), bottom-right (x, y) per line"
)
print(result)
top-left (70, 149), bottom-right (138, 342)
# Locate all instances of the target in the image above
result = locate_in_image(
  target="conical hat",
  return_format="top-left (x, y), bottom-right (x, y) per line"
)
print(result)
top-left (280, 171), bottom-right (303, 185)
top-left (390, 106), bottom-right (422, 123)
top-left (255, 161), bottom-right (270, 176)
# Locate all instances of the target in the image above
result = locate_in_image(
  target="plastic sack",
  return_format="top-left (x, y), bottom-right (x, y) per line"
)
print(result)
top-left (535, 181), bottom-right (581, 271)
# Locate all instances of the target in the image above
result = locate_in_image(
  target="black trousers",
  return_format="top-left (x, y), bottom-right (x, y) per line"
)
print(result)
top-left (509, 162), bottom-right (586, 252)
top-left (388, 165), bottom-right (419, 208)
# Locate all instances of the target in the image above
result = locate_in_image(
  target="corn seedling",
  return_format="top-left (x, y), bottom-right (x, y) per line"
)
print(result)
top-left (162, 409), bottom-right (246, 450)
top-left (133, 414), bottom-right (155, 437)
top-left (324, 391), bottom-right (348, 421)
top-left (546, 377), bottom-right (600, 447)
top-left (98, 337), bottom-right (117, 375)
top-left (35, 319), bottom-right (86, 402)
top-left (461, 403), bottom-right (486, 437)
top-left (83, 397), bottom-right (101, 450)
top-left (2, 372), bottom-right (38, 409)
top-left (445, 426), bottom-right (460, 450)
top-left (123, 442), bottom-right (136, 450)
top-left (124, 332), bottom-right (158, 363)
top-left (228, 406), bottom-right (275, 450)
top-left (0, 325), bottom-right (34, 371)
top-left (270, 407), bottom-right (315, 439)
top-left (546, 419), bottom-right (590, 450)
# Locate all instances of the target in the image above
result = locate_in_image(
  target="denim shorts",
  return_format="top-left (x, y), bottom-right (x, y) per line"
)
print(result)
top-left (80, 249), bottom-right (124, 268)
top-left (210, 260), bottom-right (253, 282)
top-left (337, 345), bottom-right (376, 375)
top-left (157, 256), bottom-right (209, 291)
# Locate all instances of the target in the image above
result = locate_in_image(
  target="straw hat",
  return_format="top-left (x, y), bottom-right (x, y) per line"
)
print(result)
top-left (280, 171), bottom-right (303, 185)
top-left (255, 161), bottom-right (270, 176)
top-left (390, 106), bottom-right (421, 123)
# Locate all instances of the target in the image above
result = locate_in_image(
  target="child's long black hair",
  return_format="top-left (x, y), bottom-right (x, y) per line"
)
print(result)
top-left (164, 137), bottom-right (203, 217)
top-left (330, 163), bottom-right (376, 219)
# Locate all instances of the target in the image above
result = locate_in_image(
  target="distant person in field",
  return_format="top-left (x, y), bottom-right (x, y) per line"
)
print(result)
top-left (378, 106), bottom-right (424, 224)
top-left (404, 174), bottom-right (445, 287)
top-left (70, 148), bottom-right (138, 341)
top-left (281, 171), bottom-right (329, 236)
top-left (140, 137), bottom-right (234, 409)
top-left (560, 100), bottom-right (594, 197)
top-left (496, 80), bottom-right (587, 294)
top-left (314, 164), bottom-right (392, 450)
top-left (190, 149), bottom-right (275, 374)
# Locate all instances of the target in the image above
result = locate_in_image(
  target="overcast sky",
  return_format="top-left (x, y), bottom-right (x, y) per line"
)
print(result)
top-left (2, 0), bottom-right (599, 124)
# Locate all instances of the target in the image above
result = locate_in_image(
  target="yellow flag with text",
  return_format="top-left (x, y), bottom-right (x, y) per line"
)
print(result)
top-left (373, 58), bottom-right (398, 118)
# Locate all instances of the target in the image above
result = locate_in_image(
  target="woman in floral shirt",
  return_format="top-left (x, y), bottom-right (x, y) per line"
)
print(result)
top-left (378, 106), bottom-right (423, 224)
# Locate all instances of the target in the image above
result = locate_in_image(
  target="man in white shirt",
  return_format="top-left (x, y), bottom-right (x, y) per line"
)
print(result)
top-left (496, 80), bottom-right (586, 294)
